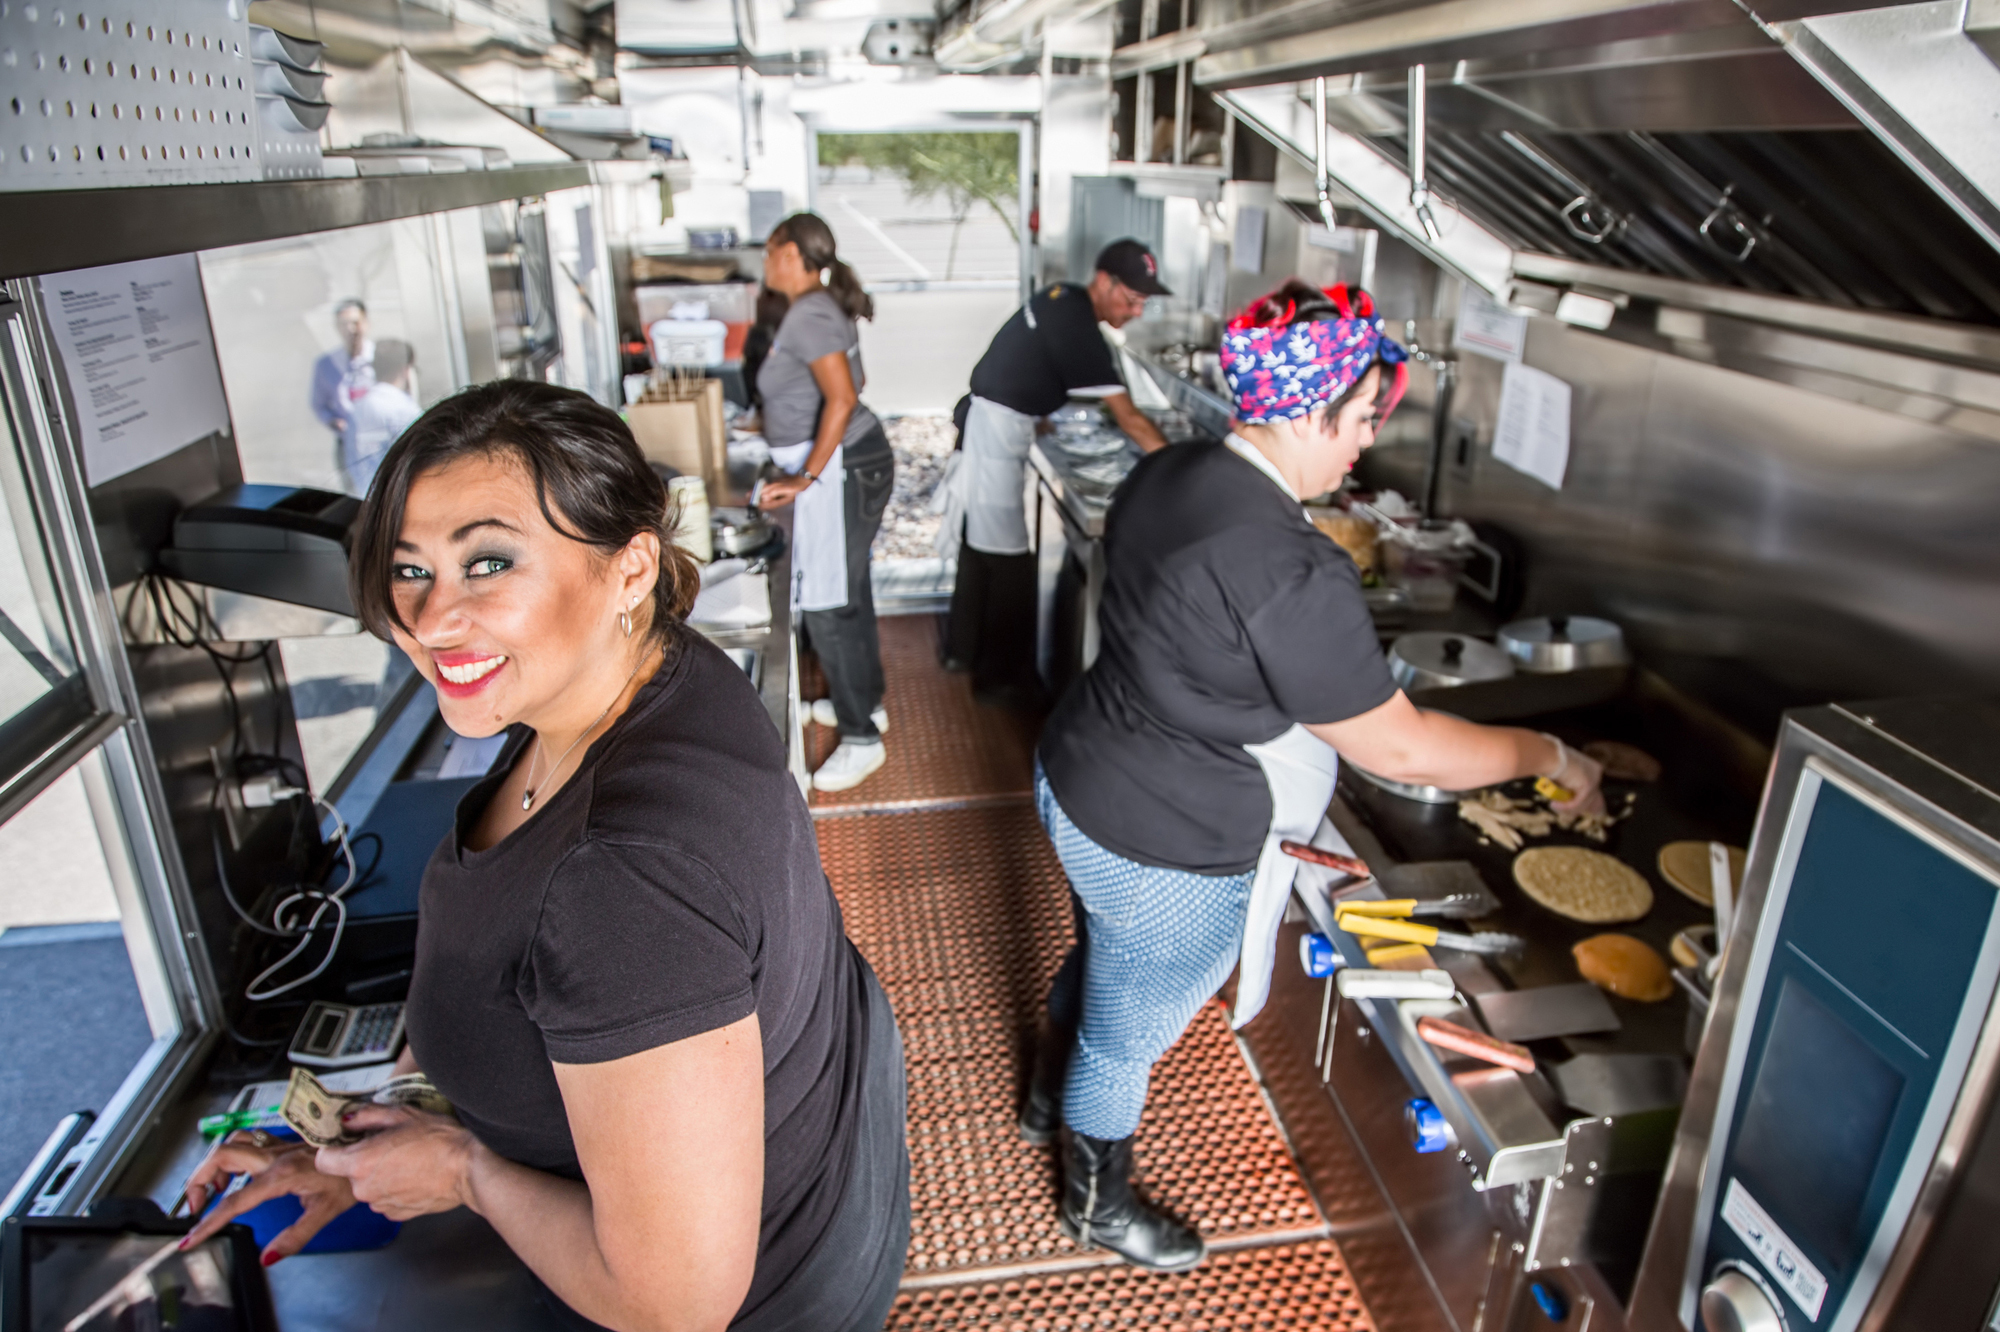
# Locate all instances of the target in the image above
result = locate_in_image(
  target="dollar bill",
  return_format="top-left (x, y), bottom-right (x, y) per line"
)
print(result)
top-left (280, 1067), bottom-right (454, 1148)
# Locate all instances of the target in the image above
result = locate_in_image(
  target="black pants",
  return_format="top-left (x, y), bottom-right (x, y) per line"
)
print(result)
top-left (535, 953), bottom-right (910, 1332)
top-left (944, 531), bottom-right (1042, 705)
top-left (800, 434), bottom-right (894, 742)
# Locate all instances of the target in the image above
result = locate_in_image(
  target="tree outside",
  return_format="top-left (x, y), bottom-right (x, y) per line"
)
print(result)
top-left (817, 132), bottom-right (1020, 279)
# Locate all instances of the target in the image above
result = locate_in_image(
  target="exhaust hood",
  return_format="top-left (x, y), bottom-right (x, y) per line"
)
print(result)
top-left (1198, 0), bottom-right (2000, 326)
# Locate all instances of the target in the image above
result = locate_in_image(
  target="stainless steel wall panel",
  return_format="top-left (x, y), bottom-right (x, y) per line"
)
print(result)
top-left (1366, 315), bottom-right (2000, 739)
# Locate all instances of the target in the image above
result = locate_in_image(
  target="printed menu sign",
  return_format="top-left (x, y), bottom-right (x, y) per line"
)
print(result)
top-left (38, 255), bottom-right (230, 485)
top-left (1492, 361), bottom-right (1572, 491)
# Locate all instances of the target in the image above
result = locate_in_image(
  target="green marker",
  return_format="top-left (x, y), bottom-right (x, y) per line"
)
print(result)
top-left (197, 1107), bottom-right (283, 1139)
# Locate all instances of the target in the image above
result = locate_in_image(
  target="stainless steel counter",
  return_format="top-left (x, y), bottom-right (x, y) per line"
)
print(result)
top-left (694, 541), bottom-right (797, 758)
top-left (1243, 674), bottom-right (1761, 1332)
top-left (1027, 436), bottom-right (1139, 540)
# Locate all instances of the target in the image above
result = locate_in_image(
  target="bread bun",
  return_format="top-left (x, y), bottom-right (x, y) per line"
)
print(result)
top-left (1574, 933), bottom-right (1674, 1002)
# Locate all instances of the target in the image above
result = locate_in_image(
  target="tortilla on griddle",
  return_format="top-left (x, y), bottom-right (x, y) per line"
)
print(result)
top-left (1513, 846), bottom-right (1653, 923)
top-left (1657, 840), bottom-right (1745, 907)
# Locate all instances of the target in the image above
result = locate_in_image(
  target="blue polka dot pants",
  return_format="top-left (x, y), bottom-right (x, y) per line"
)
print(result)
top-left (1036, 768), bottom-right (1254, 1141)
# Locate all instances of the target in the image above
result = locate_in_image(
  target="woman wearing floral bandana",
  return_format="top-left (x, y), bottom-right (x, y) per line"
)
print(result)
top-left (1024, 280), bottom-right (1607, 1272)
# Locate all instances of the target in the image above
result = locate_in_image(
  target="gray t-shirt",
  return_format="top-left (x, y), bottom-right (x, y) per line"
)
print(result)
top-left (757, 290), bottom-right (883, 457)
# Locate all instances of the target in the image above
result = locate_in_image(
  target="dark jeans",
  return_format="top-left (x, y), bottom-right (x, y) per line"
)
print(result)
top-left (801, 431), bottom-right (894, 741)
top-left (535, 953), bottom-right (911, 1332)
top-left (944, 530), bottom-right (1042, 705)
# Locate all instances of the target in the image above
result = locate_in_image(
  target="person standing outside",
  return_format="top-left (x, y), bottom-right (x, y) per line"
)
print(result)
top-left (344, 338), bottom-right (422, 496)
top-left (754, 213), bottom-right (897, 793)
top-left (1022, 280), bottom-right (1606, 1272)
top-left (942, 240), bottom-right (1171, 707)
top-left (312, 298), bottom-right (375, 476)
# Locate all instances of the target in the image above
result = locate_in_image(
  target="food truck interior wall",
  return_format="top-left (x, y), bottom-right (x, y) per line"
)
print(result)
top-left (1350, 249), bottom-right (2000, 745)
top-left (1168, 82), bottom-right (2000, 747)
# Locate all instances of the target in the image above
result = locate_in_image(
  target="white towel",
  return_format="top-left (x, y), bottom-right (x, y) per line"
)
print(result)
top-left (770, 440), bottom-right (847, 612)
top-left (1233, 724), bottom-right (1344, 1028)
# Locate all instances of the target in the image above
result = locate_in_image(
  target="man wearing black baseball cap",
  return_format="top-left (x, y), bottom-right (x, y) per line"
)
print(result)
top-left (939, 239), bottom-right (1172, 704)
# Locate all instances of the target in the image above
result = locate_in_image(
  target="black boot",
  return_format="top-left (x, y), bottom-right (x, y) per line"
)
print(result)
top-left (1058, 1130), bottom-right (1207, 1272)
top-left (1018, 1025), bottom-right (1071, 1145)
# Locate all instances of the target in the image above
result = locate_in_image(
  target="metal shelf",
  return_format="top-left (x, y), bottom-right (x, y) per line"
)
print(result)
top-left (0, 163), bottom-right (594, 280)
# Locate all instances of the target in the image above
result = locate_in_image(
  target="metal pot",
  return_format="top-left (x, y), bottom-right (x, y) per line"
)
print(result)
top-left (1498, 615), bottom-right (1630, 673)
top-left (711, 506), bottom-right (775, 557)
top-left (1387, 632), bottom-right (1516, 691)
top-left (1345, 763), bottom-right (1466, 805)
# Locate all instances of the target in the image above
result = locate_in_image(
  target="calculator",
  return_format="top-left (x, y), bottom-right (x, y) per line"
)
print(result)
top-left (288, 1001), bottom-right (407, 1069)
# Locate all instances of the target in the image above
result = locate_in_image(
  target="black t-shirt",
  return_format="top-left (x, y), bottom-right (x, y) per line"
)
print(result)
top-left (968, 282), bottom-right (1125, 418)
top-left (1038, 441), bottom-right (1399, 874)
top-left (405, 632), bottom-right (867, 1326)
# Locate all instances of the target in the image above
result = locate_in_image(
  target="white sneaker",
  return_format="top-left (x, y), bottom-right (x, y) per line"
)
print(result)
top-left (810, 698), bottom-right (889, 734)
top-left (812, 739), bottom-right (887, 792)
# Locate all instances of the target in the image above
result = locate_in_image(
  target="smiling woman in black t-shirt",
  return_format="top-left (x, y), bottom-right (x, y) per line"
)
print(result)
top-left (1026, 281), bottom-right (1608, 1274)
top-left (180, 381), bottom-right (908, 1332)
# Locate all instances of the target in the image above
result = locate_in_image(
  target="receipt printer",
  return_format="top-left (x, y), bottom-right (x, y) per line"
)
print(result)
top-left (159, 485), bottom-right (361, 616)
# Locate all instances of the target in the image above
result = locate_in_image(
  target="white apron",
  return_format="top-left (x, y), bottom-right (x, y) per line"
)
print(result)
top-left (770, 440), bottom-right (847, 612)
top-left (955, 395), bottom-right (1037, 555)
top-left (1231, 724), bottom-right (1344, 1028)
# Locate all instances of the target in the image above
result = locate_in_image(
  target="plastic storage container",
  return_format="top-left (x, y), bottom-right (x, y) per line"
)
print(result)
top-left (649, 319), bottom-right (729, 369)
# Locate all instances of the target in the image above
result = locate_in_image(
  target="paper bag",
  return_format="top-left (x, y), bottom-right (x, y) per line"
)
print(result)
top-left (627, 398), bottom-right (708, 491)
top-left (627, 377), bottom-right (727, 498)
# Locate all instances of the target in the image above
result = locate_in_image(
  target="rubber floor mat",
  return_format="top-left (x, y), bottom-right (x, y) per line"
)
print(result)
top-left (816, 804), bottom-right (1327, 1285)
top-left (802, 615), bottom-right (1040, 809)
top-left (882, 1238), bottom-right (1375, 1330)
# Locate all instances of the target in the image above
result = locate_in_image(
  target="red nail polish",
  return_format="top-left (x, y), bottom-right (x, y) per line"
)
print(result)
top-left (261, 1252), bottom-right (282, 1267)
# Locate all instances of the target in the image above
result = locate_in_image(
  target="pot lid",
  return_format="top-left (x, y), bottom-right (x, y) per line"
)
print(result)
top-left (1388, 632), bottom-right (1516, 685)
top-left (1498, 615), bottom-right (1625, 649)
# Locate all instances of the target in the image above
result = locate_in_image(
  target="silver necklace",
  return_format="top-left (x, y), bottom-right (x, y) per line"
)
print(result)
top-left (520, 652), bottom-right (650, 811)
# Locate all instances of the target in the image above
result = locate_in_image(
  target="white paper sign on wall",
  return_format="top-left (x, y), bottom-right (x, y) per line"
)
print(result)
top-left (1492, 361), bottom-right (1572, 491)
top-left (1454, 284), bottom-right (1529, 363)
top-left (38, 255), bottom-right (231, 486)
top-left (1231, 205), bottom-right (1267, 274)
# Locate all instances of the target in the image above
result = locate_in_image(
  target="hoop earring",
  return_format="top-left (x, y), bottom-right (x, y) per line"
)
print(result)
top-left (617, 611), bottom-right (632, 638)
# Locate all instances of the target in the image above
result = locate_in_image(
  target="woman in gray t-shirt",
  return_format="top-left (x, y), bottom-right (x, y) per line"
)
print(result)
top-left (755, 213), bottom-right (896, 793)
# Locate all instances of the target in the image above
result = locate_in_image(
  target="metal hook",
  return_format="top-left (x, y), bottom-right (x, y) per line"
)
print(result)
top-left (1699, 185), bottom-right (1757, 262)
top-left (1561, 195), bottom-right (1625, 245)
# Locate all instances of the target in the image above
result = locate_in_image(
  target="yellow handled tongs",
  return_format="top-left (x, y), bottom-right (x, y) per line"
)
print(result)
top-left (1335, 910), bottom-right (1524, 957)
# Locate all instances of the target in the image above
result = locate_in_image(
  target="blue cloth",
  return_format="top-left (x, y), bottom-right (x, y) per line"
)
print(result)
top-left (1037, 768), bottom-right (1253, 1140)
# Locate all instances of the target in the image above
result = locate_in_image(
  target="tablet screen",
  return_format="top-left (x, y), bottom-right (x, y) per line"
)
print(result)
top-left (27, 1230), bottom-right (241, 1332)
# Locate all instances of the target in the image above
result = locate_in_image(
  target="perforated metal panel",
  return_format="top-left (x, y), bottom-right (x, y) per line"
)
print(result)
top-left (0, 0), bottom-right (262, 191)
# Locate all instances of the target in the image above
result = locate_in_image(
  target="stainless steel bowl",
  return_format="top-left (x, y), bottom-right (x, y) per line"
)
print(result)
top-left (1498, 615), bottom-right (1630, 673)
top-left (1387, 632), bottom-right (1517, 691)
top-left (711, 506), bottom-right (775, 557)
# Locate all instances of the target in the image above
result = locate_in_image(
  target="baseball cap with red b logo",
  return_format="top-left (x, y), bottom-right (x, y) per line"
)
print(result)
top-left (1095, 238), bottom-right (1173, 297)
